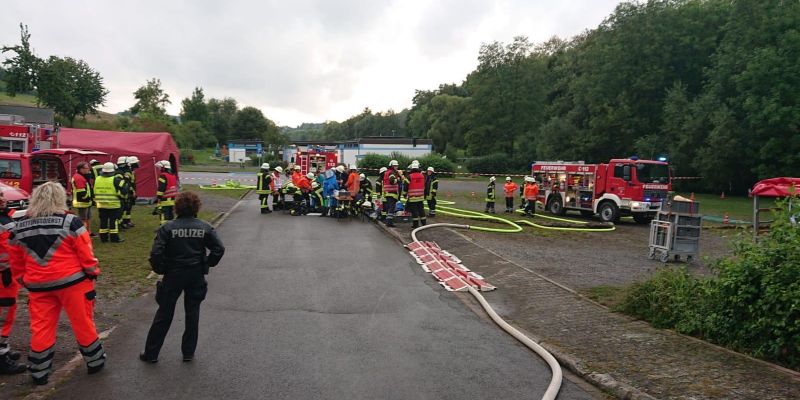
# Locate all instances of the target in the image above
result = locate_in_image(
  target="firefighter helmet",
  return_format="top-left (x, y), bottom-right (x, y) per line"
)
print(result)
top-left (336, 165), bottom-right (345, 173)
top-left (101, 162), bottom-right (115, 173)
top-left (505, 176), bottom-right (511, 181)
top-left (128, 156), bottom-right (140, 165)
top-left (312, 181), bottom-right (319, 189)
top-left (275, 166), bottom-right (283, 173)
top-left (161, 161), bottom-right (171, 169)
top-left (389, 160), bottom-right (399, 167)
top-left (379, 167), bottom-right (387, 173)
top-left (261, 163), bottom-right (270, 170)
top-left (410, 161), bottom-right (420, 170)
top-left (306, 173), bottom-right (314, 179)
top-left (89, 159), bottom-right (99, 165)
top-left (490, 176), bottom-right (496, 182)
top-left (350, 165), bottom-right (357, 170)
top-left (427, 167), bottom-right (434, 172)
top-left (116, 156), bottom-right (128, 165)
top-left (293, 165), bottom-right (301, 170)
top-left (359, 173), bottom-right (365, 180)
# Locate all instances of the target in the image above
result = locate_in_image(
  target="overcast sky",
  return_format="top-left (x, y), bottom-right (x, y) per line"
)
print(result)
top-left (2, 0), bottom-right (621, 127)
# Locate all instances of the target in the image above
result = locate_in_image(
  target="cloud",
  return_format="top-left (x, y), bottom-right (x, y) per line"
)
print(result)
top-left (1, 0), bottom-right (621, 127)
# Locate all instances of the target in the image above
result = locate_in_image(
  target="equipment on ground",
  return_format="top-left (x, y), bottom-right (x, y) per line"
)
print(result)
top-left (648, 198), bottom-right (701, 263)
top-left (531, 158), bottom-right (671, 223)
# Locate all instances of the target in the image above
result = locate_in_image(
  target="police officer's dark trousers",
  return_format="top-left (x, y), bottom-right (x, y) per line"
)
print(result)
top-left (143, 267), bottom-right (207, 359)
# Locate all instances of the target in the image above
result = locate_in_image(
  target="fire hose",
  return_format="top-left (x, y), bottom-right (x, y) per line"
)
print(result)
top-left (428, 200), bottom-right (616, 232)
top-left (411, 223), bottom-right (563, 400)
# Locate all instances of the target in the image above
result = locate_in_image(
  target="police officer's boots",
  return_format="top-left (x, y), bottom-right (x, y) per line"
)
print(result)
top-left (0, 353), bottom-right (26, 375)
top-left (110, 234), bottom-right (125, 243)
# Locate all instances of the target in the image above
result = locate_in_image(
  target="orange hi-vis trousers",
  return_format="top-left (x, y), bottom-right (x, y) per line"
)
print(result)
top-left (0, 280), bottom-right (20, 356)
top-left (27, 279), bottom-right (105, 380)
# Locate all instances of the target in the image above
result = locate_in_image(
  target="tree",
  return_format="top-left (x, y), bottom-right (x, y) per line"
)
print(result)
top-left (36, 56), bottom-right (107, 125)
top-left (1, 24), bottom-right (41, 96)
top-left (231, 106), bottom-right (269, 140)
top-left (180, 87), bottom-right (208, 124)
top-left (130, 78), bottom-right (171, 116)
top-left (206, 97), bottom-right (238, 143)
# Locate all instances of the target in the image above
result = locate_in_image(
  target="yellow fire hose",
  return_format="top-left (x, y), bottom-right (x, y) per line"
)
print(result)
top-left (426, 200), bottom-right (615, 233)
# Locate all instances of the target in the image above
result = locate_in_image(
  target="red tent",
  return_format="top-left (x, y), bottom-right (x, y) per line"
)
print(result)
top-left (750, 177), bottom-right (800, 197)
top-left (59, 128), bottom-right (180, 199)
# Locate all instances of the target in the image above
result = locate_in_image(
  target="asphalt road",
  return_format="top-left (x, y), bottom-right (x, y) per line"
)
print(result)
top-left (54, 193), bottom-right (596, 400)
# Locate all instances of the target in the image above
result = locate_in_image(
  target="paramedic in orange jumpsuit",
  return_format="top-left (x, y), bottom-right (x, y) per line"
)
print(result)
top-left (0, 191), bottom-right (25, 375)
top-left (9, 182), bottom-right (105, 385)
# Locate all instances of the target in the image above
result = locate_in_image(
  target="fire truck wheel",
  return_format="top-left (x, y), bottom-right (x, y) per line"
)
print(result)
top-left (547, 196), bottom-right (565, 216)
top-left (598, 202), bottom-right (619, 223)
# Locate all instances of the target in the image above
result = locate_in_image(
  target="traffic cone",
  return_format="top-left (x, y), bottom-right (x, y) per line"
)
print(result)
top-left (720, 191), bottom-right (725, 199)
top-left (723, 213), bottom-right (729, 225)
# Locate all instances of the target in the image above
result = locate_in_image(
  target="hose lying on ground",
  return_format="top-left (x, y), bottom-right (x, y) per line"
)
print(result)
top-left (426, 200), bottom-right (615, 233)
top-left (411, 224), bottom-right (563, 400)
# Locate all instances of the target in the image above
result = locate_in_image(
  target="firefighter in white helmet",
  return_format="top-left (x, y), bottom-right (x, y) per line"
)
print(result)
top-left (156, 160), bottom-right (178, 223)
top-left (120, 156), bottom-right (140, 228)
top-left (272, 166), bottom-right (285, 210)
top-left (94, 162), bottom-right (128, 242)
top-left (256, 163), bottom-right (273, 214)
top-left (425, 167), bottom-right (438, 217)
top-left (382, 160), bottom-right (401, 227)
top-left (485, 176), bottom-right (497, 213)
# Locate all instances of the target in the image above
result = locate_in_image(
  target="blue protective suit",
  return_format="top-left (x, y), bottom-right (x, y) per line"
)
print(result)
top-left (323, 169), bottom-right (339, 209)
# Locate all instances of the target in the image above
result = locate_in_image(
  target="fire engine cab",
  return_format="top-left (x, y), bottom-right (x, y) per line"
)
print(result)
top-left (532, 158), bottom-right (671, 223)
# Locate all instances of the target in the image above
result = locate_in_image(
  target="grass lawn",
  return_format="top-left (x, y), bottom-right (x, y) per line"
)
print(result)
top-left (0, 92), bottom-right (38, 107)
top-left (91, 185), bottom-right (249, 301)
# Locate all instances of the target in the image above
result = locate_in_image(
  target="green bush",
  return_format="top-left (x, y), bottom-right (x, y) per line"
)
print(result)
top-left (418, 154), bottom-right (456, 177)
top-left (619, 197), bottom-right (800, 369)
top-left (357, 154), bottom-right (391, 172)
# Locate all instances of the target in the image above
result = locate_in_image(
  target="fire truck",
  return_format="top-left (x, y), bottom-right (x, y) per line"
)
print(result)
top-left (0, 111), bottom-right (108, 197)
top-left (294, 145), bottom-right (338, 174)
top-left (531, 158), bottom-right (671, 223)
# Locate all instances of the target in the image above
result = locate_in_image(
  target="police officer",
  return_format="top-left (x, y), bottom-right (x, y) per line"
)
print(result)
top-left (140, 191), bottom-right (225, 363)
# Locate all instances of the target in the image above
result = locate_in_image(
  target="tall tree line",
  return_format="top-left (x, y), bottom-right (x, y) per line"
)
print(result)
top-left (405, 0), bottom-right (800, 194)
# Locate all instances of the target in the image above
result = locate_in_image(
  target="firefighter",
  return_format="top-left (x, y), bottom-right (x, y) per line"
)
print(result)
top-left (115, 156), bottom-right (133, 229)
top-left (335, 165), bottom-right (346, 188)
top-left (405, 162), bottom-right (427, 228)
top-left (0, 191), bottom-right (25, 375)
top-left (256, 163), bottom-right (272, 214)
top-left (121, 156), bottom-right (140, 229)
top-left (376, 167), bottom-right (387, 221)
top-left (424, 167), bottom-right (438, 217)
top-left (9, 182), bottom-right (105, 385)
top-left (291, 165), bottom-right (303, 187)
top-left (291, 173), bottom-right (312, 216)
top-left (95, 162), bottom-right (127, 243)
top-left (383, 160), bottom-right (402, 227)
top-left (89, 159), bottom-right (103, 189)
top-left (523, 176), bottom-right (540, 217)
top-left (71, 162), bottom-right (95, 237)
top-left (141, 191), bottom-right (225, 364)
top-left (503, 176), bottom-right (519, 213)
top-left (344, 166), bottom-right (360, 216)
top-left (310, 181), bottom-right (324, 213)
top-left (485, 176), bottom-right (497, 214)
top-left (156, 161), bottom-right (179, 224)
top-left (272, 166), bottom-right (284, 210)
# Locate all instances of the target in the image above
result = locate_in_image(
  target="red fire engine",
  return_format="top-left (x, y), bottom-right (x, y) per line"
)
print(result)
top-left (294, 146), bottom-right (338, 175)
top-left (531, 158), bottom-right (671, 223)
